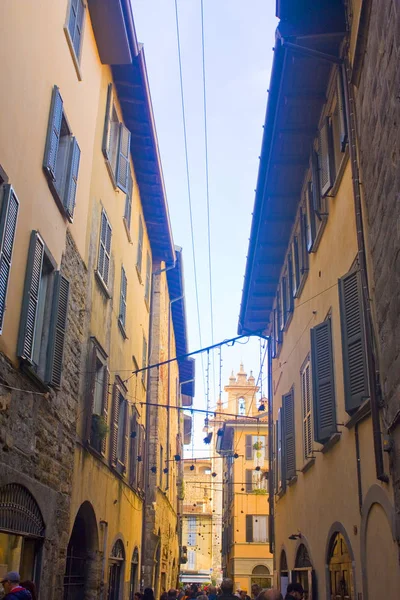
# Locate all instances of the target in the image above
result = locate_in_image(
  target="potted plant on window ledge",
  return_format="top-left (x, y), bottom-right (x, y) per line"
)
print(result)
top-left (91, 414), bottom-right (109, 452)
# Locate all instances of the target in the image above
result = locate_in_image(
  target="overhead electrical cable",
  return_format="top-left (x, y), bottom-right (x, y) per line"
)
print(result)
top-left (174, 0), bottom-right (206, 396)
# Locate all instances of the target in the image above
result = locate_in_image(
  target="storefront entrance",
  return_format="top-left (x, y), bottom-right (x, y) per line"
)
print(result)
top-left (251, 565), bottom-right (272, 590)
top-left (0, 484), bottom-right (44, 583)
top-left (108, 540), bottom-right (125, 600)
top-left (328, 533), bottom-right (353, 600)
top-left (292, 544), bottom-right (314, 600)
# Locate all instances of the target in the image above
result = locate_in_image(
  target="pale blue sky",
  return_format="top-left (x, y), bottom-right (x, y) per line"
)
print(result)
top-left (132, 0), bottom-right (278, 454)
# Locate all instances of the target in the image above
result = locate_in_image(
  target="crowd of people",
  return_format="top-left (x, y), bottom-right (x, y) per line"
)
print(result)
top-left (0, 572), bottom-right (37, 600)
top-left (135, 578), bottom-right (305, 600)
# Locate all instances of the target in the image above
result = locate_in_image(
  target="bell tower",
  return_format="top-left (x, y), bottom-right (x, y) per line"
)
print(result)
top-left (224, 363), bottom-right (259, 417)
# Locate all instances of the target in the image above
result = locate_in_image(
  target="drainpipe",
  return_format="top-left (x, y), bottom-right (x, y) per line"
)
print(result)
top-left (142, 260), bottom-right (176, 587)
top-left (100, 520), bottom-right (108, 600)
top-left (341, 58), bottom-right (388, 483)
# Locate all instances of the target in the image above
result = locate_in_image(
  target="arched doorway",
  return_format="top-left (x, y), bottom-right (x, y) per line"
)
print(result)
top-left (328, 533), bottom-right (354, 600)
top-left (129, 547), bottom-right (139, 600)
top-left (0, 484), bottom-right (45, 583)
top-left (108, 539), bottom-right (125, 600)
top-left (279, 550), bottom-right (289, 597)
top-left (292, 544), bottom-right (314, 600)
top-left (64, 501), bottom-right (99, 600)
top-left (251, 565), bottom-right (271, 590)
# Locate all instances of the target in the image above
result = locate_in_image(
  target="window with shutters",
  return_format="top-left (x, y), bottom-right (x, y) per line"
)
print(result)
top-left (286, 254), bottom-right (294, 318)
top-left (339, 268), bottom-right (369, 414)
top-left (102, 84), bottom-right (131, 192)
top-left (43, 86), bottom-right (81, 222)
top-left (0, 185), bottom-right (19, 334)
top-left (301, 361), bottom-right (313, 462)
top-left (144, 251), bottom-right (151, 308)
top-left (246, 469), bottom-right (268, 492)
top-left (291, 236), bottom-right (300, 297)
top-left (277, 408), bottom-right (286, 492)
top-left (86, 341), bottom-right (109, 455)
top-left (64, 0), bottom-right (85, 74)
top-left (136, 216), bottom-right (144, 278)
top-left (246, 515), bottom-right (268, 543)
top-left (318, 116), bottom-right (335, 198)
top-left (123, 169), bottom-right (133, 239)
top-left (110, 381), bottom-right (129, 473)
top-left (17, 231), bottom-right (69, 388)
top-left (142, 335), bottom-right (148, 387)
top-left (118, 266), bottom-right (127, 336)
top-left (96, 210), bottom-right (112, 293)
top-left (187, 517), bottom-right (197, 547)
top-left (280, 277), bottom-right (287, 331)
top-left (311, 318), bottom-right (337, 445)
top-left (129, 410), bottom-right (139, 488)
top-left (283, 389), bottom-right (296, 480)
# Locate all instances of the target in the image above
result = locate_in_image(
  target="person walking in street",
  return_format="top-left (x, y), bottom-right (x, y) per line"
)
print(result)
top-left (208, 585), bottom-right (217, 600)
top-left (251, 584), bottom-right (261, 600)
top-left (285, 583), bottom-right (304, 600)
top-left (144, 588), bottom-right (156, 600)
top-left (218, 579), bottom-right (237, 600)
top-left (19, 583), bottom-right (36, 600)
top-left (0, 573), bottom-right (32, 600)
top-left (256, 589), bottom-right (283, 600)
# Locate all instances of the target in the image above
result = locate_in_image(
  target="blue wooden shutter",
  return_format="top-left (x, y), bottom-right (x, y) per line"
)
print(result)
top-left (283, 389), bottom-right (296, 480)
top-left (311, 319), bottom-right (337, 444)
top-left (0, 185), bottom-right (19, 333)
top-left (68, 0), bottom-right (84, 57)
top-left (318, 117), bottom-right (335, 197)
top-left (119, 266), bottom-right (127, 327)
top-left (136, 217), bottom-right (143, 273)
top-left (46, 272), bottom-right (70, 387)
top-left (17, 232), bottom-right (45, 361)
top-left (277, 407), bottom-right (286, 491)
top-left (63, 137), bottom-right (81, 221)
top-left (98, 210), bottom-right (112, 286)
top-left (124, 170), bottom-right (133, 229)
top-left (116, 124), bottom-right (131, 193)
top-left (102, 84), bottom-right (113, 160)
top-left (43, 86), bottom-right (63, 181)
top-left (337, 69), bottom-right (348, 151)
top-left (339, 269), bottom-right (369, 414)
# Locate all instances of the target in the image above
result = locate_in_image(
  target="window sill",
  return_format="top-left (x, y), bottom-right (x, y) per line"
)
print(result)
top-left (300, 457), bottom-right (315, 473)
top-left (345, 399), bottom-right (371, 429)
top-left (330, 148), bottom-right (349, 198)
top-left (118, 319), bottom-right (128, 340)
top-left (287, 475), bottom-right (297, 487)
top-left (309, 216), bottom-right (328, 254)
top-left (95, 270), bottom-right (112, 299)
top-left (20, 361), bottom-right (51, 393)
top-left (123, 217), bottom-right (133, 243)
top-left (144, 297), bottom-right (150, 313)
top-left (63, 26), bottom-right (83, 81)
top-left (284, 311), bottom-right (293, 332)
top-left (295, 270), bottom-right (309, 299)
top-left (321, 432), bottom-right (341, 454)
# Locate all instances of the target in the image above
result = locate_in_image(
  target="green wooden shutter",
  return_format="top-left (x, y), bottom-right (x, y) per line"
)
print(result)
top-left (245, 435), bottom-right (252, 460)
top-left (311, 150), bottom-right (321, 214)
top-left (116, 124), bottom-right (131, 193)
top-left (63, 137), bottom-right (81, 221)
top-left (245, 515), bottom-right (253, 542)
top-left (136, 216), bottom-right (143, 273)
top-left (339, 269), bottom-right (369, 414)
top-left (85, 346), bottom-right (97, 443)
top-left (292, 236), bottom-right (300, 295)
top-left (283, 390), bottom-right (296, 480)
top-left (129, 412), bottom-right (138, 486)
top-left (277, 407), bottom-right (286, 491)
top-left (43, 86), bottom-right (63, 181)
top-left (145, 252), bottom-right (151, 305)
top-left (46, 272), bottom-right (70, 387)
top-left (306, 182), bottom-right (316, 252)
top-left (119, 266), bottom-right (127, 328)
top-left (101, 367), bottom-right (110, 455)
top-left (110, 384), bottom-right (119, 466)
top-left (122, 400), bottom-right (129, 467)
top-left (102, 84), bottom-right (113, 160)
top-left (337, 69), bottom-right (348, 151)
top-left (17, 232), bottom-right (45, 361)
top-left (318, 117), bottom-right (335, 197)
top-left (245, 469), bottom-right (253, 493)
top-left (124, 170), bottom-right (133, 229)
top-left (311, 319), bottom-right (337, 444)
top-left (0, 185), bottom-right (19, 333)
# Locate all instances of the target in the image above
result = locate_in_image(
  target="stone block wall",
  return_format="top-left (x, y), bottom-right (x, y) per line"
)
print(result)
top-left (0, 229), bottom-right (88, 599)
top-left (354, 0), bottom-right (400, 543)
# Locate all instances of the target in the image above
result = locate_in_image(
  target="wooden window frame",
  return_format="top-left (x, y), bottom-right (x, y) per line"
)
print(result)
top-left (64, 0), bottom-right (86, 80)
